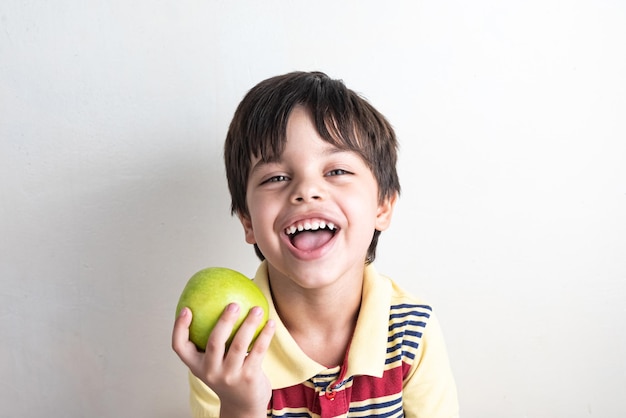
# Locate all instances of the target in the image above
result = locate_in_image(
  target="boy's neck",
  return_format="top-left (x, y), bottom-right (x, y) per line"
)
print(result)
top-left (267, 265), bottom-right (364, 368)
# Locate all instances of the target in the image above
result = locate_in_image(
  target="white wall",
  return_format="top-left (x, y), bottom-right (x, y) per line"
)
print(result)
top-left (2, 1), bottom-right (624, 417)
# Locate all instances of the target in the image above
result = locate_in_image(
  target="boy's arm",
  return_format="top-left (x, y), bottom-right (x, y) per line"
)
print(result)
top-left (172, 304), bottom-right (275, 418)
top-left (402, 312), bottom-right (459, 418)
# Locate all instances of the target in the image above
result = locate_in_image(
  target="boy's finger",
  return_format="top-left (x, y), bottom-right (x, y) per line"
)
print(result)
top-left (171, 307), bottom-right (203, 369)
top-left (245, 318), bottom-right (275, 368)
top-left (202, 303), bottom-right (241, 364)
top-left (225, 306), bottom-right (270, 362)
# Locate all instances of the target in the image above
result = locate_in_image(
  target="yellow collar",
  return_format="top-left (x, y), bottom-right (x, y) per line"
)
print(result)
top-left (254, 261), bottom-right (392, 389)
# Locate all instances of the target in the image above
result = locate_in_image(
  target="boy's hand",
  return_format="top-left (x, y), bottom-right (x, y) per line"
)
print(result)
top-left (172, 303), bottom-right (275, 417)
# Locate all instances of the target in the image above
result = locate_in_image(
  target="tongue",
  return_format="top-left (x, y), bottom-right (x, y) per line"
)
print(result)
top-left (292, 230), bottom-right (333, 251)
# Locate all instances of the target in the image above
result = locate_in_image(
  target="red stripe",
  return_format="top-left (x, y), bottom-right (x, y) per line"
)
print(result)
top-left (349, 365), bottom-right (405, 402)
top-left (270, 383), bottom-right (317, 412)
top-left (268, 362), bottom-right (409, 415)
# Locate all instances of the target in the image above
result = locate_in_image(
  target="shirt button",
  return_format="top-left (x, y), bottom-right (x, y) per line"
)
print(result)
top-left (325, 389), bottom-right (336, 400)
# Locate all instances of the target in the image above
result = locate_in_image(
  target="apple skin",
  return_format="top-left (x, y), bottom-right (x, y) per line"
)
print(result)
top-left (176, 267), bottom-right (269, 351)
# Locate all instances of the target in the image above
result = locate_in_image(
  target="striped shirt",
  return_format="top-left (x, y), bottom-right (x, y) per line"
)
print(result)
top-left (188, 262), bottom-right (459, 418)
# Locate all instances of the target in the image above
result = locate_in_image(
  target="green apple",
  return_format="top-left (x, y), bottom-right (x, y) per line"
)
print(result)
top-left (175, 267), bottom-right (269, 351)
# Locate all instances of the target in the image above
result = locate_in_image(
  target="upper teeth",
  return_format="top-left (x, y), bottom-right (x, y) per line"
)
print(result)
top-left (286, 220), bottom-right (335, 235)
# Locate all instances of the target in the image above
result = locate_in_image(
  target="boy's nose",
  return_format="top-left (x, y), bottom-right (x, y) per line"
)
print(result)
top-left (294, 194), bottom-right (321, 203)
top-left (291, 180), bottom-right (324, 203)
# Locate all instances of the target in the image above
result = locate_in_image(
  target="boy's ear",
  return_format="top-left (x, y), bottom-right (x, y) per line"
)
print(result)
top-left (238, 213), bottom-right (257, 244)
top-left (375, 192), bottom-right (398, 232)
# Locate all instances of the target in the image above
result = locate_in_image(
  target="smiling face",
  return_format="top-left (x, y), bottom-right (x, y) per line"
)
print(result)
top-left (239, 107), bottom-right (396, 290)
top-left (224, 71), bottom-right (400, 264)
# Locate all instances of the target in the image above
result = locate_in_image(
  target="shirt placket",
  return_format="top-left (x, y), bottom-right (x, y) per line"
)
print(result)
top-left (314, 359), bottom-right (351, 417)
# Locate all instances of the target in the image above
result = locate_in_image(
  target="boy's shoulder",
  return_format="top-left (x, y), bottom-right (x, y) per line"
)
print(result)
top-left (384, 275), bottom-right (435, 332)
top-left (365, 266), bottom-right (433, 313)
top-left (388, 278), bottom-right (433, 313)
top-left (361, 266), bottom-right (436, 344)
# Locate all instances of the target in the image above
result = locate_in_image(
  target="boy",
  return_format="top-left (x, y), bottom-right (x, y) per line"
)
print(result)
top-left (172, 71), bottom-right (459, 417)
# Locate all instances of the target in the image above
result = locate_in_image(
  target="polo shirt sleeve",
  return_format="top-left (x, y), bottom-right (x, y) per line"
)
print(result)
top-left (188, 372), bottom-right (221, 418)
top-left (402, 311), bottom-right (460, 418)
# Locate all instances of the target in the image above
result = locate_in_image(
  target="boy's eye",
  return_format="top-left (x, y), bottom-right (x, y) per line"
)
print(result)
top-left (262, 175), bottom-right (290, 184)
top-left (326, 169), bottom-right (350, 176)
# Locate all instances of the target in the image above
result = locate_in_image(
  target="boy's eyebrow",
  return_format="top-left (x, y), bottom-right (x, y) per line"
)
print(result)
top-left (249, 145), bottom-right (354, 175)
top-left (249, 158), bottom-right (272, 178)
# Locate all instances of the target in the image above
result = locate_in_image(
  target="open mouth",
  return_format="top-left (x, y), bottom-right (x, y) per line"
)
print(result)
top-left (284, 218), bottom-right (337, 252)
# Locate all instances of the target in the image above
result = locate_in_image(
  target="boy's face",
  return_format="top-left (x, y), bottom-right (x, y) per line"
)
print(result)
top-left (239, 107), bottom-right (396, 289)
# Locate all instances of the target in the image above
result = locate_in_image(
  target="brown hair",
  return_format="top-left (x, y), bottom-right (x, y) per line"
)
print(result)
top-left (224, 71), bottom-right (400, 262)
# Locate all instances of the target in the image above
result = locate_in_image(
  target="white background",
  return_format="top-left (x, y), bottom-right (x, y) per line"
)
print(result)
top-left (2, 1), bottom-right (625, 417)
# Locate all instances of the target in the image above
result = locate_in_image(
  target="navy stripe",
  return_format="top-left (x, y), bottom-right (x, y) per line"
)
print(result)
top-left (390, 303), bottom-right (432, 311)
top-left (389, 320), bottom-right (427, 331)
top-left (387, 342), bottom-right (402, 353)
top-left (402, 339), bottom-right (420, 350)
top-left (385, 354), bottom-right (402, 364)
top-left (404, 329), bottom-right (423, 339)
top-left (349, 395), bottom-right (403, 413)
top-left (389, 310), bottom-right (431, 320)
top-left (312, 373), bottom-right (338, 380)
top-left (385, 347), bottom-right (419, 363)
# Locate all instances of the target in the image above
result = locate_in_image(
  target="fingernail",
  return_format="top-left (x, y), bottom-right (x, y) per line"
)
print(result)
top-left (179, 307), bottom-right (189, 318)
top-left (251, 306), bottom-right (263, 316)
top-left (227, 303), bottom-right (240, 313)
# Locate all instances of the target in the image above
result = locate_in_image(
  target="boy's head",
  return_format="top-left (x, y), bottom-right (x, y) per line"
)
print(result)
top-left (224, 71), bottom-right (400, 263)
